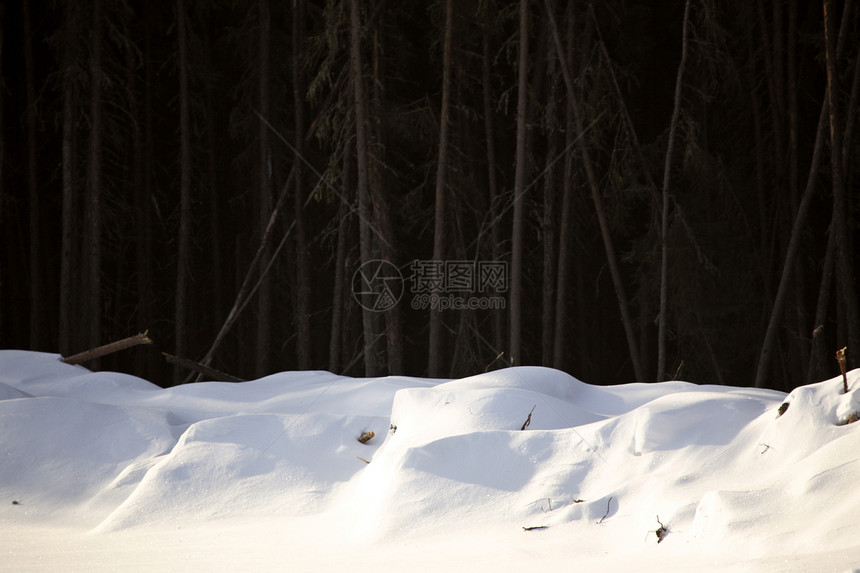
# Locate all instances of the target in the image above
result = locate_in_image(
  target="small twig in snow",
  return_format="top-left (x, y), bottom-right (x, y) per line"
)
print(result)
top-left (521, 405), bottom-right (536, 430)
top-left (597, 496), bottom-right (612, 524)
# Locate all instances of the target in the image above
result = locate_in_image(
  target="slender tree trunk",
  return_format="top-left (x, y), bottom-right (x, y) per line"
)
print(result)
top-left (85, 0), bottom-right (105, 354)
top-left (368, 6), bottom-right (403, 376)
top-left (0, 4), bottom-right (4, 338)
top-left (553, 3), bottom-right (575, 371)
top-left (59, 2), bottom-right (78, 357)
top-left (329, 138), bottom-right (353, 373)
top-left (23, 0), bottom-right (43, 350)
top-left (754, 0), bottom-right (855, 387)
top-left (823, 0), bottom-right (860, 369)
top-left (657, 0), bottom-right (691, 381)
top-left (808, 229), bottom-right (836, 383)
top-left (428, 0), bottom-right (453, 377)
top-left (545, 0), bottom-right (644, 381)
top-left (123, 10), bottom-right (147, 375)
top-left (481, 8), bottom-right (504, 354)
top-left (255, 0), bottom-right (273, 375)
top-left (293, 0), bottom-right (312, 370)
top-left (139, 6), bottom-right (156, 378)
top-left (350, 0), bottom-right (379, 376)
top-left (202, 19), bottom-right (222, 337)
top-left (509, 0), bottom-right (529, 366)
top-left (541, 15), bottom-right (558, 367)
top-left (175, 0), bottom-right (192, 382)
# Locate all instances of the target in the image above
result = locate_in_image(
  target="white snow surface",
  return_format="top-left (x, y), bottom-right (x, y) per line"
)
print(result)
top-left (2, 349), bottom-right (860, 572)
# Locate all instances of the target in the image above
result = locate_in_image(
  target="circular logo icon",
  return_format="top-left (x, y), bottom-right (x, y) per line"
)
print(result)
top-left (352, 259), bottom-right (404, 312)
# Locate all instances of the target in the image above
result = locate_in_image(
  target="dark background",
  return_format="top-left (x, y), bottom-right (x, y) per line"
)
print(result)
top-left (0, 0), bottom-right (857, 390)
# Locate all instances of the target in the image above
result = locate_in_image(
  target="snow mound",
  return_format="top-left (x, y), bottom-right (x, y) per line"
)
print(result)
top-left (2, 350), bottom-right (860, 571)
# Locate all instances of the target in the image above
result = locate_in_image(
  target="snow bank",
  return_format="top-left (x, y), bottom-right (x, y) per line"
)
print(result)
top-left (2, 349), bottom-right (860, 571)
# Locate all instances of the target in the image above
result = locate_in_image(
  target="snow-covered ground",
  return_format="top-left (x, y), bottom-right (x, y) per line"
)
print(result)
top-left (2, 349), bottom-right (859, 572)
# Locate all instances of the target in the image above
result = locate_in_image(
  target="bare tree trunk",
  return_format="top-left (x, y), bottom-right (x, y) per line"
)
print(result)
top-left (553, 3), bottom-right (575, 371)
top-left (545, 0), bottom-right (644, 381)
top-left (428, 0), bottom-right (453, 377)
top-left (368, 6), bottom-right (403, 376)
top-left (657, 0), bottom-right (691, 381)
top-left (808, 229), bottom-right (836, 383)
top-left (329, 140), bottom-right (352, 373)
top-left (481, 12), bottom-right (504, 355)
top-left (123, 9), bottom-right (148, 375)
top-left (823, 0), bottom-right (860, 369)
top-left (350, 0), bottom-right (379, 376)
top-left (541, 15), bottom-right (558, 367)
top-left (85, 0), bottom-right (105, 355)
top-left (754, 0), bottom-right (854, 387)
top-left (175, 0), bottom-right (192, 383)
top-left (23, 0), bottom-right (43, 350)
top-left (255, 0), bottom-right (273, 376)
top-left (59, 2), bottom-right (78, 357)
top-left (509, 0), bottom-right (529, 366)
top-left (0, 6), bottom-right (3, 338)
top-left (293, 0), bottom-right (312, 370)
top-left (138, 7), bottom-right (156, 378)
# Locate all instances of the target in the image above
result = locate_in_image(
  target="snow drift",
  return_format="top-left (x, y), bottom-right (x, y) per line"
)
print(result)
top-left (2, 349), bottom-right (859, 572)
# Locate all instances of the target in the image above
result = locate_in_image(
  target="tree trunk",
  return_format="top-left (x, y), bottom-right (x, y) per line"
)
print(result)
top-left (754, 0), bottom-right (855, 387)
top-left (23, 0), bottom-right (43, 350)
top-left (0, 4), bottom-right (4, 339)
top-left (293, 0), bottom-right (312, 370)
top-left (553, 3), bottom-right (575, 371)
top-left (349, 0), bottom-right (380, 376)
top-left (509, 0), bottom-right (529, 366)
top-left (255, 0), bottom-right (273, 376)
top-left (59, 2), bottom-right (78, 357)
top-left (541, 12), bottom-right (558, 367)
top-left (85, 0), bottom-right (105, 355)
top-left (175, 0), bottom-right (192, 383)
top-left (368, 5), bottom-right (403, 376)
top-left (657, 0), bottom-right (691, 381)
top-left (481, 10), bottom-right (504, 354)
top-left (329, 139), bottom-right (352, 373)
top-left (545, 0), bottom-right (644, 381)
top-left (139, 6), bottom-right (156, 378)
top-left (823, 0), bottom-right (860, 370)
top-left (428, 0), bottom-right (453, 377)
top-left (124, 9), bottom-right (148, 376)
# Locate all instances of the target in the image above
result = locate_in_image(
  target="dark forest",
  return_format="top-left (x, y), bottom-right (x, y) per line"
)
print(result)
top-left (0, 0), bottom-right (857, 390)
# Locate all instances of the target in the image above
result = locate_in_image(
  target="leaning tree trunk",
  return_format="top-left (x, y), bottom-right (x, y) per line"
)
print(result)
top-left (754, 0), bottom-right (855, 387)
top-left (545, 0), bottom-right (644, 382)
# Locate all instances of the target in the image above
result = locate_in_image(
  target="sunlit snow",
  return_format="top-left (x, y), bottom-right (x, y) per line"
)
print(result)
top-left (2, 350), bottom-right (859, 571)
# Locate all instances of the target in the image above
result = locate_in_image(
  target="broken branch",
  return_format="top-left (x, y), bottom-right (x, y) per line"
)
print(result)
top-left (837, 347), bottom-right (848, 393)
top-left (61, 331), bottom-right (153, 365)
top-left (162, 353), bottom-right (244, 382)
